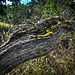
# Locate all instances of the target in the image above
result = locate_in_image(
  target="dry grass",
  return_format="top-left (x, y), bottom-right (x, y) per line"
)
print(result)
top-left (0, 22), bottom-right (13, 32)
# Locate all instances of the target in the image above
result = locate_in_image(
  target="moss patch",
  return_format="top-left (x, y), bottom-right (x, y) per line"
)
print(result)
top-left (29, 27), bottom-right (35, 30)
top-left (28, 35), bottom-right (36, 39)
top-left (28, 16), bottom-right (72, 39)
top-left (59, 32), bottom-right (66, 40)
top-left (48, 20), bottom-right (57, 25)
top-left (57, 21), bottom-right (62, 25)
top-left (63, 19), bottom-right (72, 25)
top-left (72, 31), bottom-right (75, 37)
top-left (38, 50), bottom-right (44, 55)
top-left (62, 36), bottom-right (67, 39)
top-left (37, 31), bottom-right (53, 37)
top-left (51, 25), bottom-right (55, 28)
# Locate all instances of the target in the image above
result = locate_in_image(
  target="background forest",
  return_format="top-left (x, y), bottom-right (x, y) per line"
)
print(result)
top-left (0, 0), bottom-right (75, 75)
top-left (0, 0), bottom-right (75, 25)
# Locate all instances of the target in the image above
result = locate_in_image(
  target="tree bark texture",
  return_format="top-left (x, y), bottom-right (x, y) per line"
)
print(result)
top-left (0, 19), bottom-right (75, 75)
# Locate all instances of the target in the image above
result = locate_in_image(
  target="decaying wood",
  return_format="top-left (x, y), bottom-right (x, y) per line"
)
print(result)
top-left (0, 18), bottom-right (75, 75)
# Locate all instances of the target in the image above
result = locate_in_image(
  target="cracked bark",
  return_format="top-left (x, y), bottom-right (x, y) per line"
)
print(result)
top-left (0, 22), bottom-right (75, 75)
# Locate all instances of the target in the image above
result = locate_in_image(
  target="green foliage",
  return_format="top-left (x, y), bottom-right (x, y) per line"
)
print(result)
top-left (0, 0), bottom-right (74, 25)
top-left (66, 2), bottom-right (75, 11)
top-left (33, 0), bottom-right (74, 19)
top-left (0, 2), bottom-right (6, 15)
top-left (0, 0), bottom-right (20, 15)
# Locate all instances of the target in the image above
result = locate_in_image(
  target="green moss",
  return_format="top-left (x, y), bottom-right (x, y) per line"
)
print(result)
top-left (59, 32), bottom-right (66, 40)
top-left (37, 31), bottom-right (53, 37)
top-left (68, 32), bottom-right (71, 34)
top-left (38, 50), bottom-right (44, 55)
top-left (59, 36), bottom-right (62, 40)
top-left (51, 25), bottom-right (55, 28)
top-left (28, 30), bottom-right (53, 39)
top-left (48, 20), bottom-right (57, 25)
top-left (62, 36), bottom-right (67, 39)
top-left (28, 17), bottom-right (73, 40)
top-left (45, 17), bottom-right (51, 19)
top-left (57, 21), bottom-right (62, 25)
top-left (29, 27), bottom-right (35, 30)
top-left (62, 32), bottom-right (66, 35)
top-left (63, 19), bottom-right (72, 25)
top-left (45, 20), bottom-right (57, 29)
top-left (46, 29), bottom-right (50, 33)
top-left (59, 16), bottom-right (63, 18)
top-left (28, 35), bottom-right (36, 39)
top-left (72, 32), bottom-right (75, 37)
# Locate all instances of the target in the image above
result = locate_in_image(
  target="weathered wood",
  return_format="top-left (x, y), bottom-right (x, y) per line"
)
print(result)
top-left (0, 19), bottom-right (75, 75)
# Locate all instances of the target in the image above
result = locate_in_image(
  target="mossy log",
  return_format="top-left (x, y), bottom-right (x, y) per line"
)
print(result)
top-left (0, 17), bottom-right (75, 75)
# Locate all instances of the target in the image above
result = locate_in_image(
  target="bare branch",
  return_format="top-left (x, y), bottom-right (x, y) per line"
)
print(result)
top-left (0, 19), bottom-right (75, 75)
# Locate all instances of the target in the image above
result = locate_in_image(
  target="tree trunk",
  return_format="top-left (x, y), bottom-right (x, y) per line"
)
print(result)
top-left (0, 20), bottom-right (75, 75)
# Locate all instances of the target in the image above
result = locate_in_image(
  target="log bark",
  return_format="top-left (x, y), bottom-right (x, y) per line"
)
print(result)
top-left (0, 21), bottom-right (75, 75)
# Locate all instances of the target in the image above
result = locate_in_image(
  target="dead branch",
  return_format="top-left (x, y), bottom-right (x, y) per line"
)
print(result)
top-left (0, 19), bottom-right (75, 75)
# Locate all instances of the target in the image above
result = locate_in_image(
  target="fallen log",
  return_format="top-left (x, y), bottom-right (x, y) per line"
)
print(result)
top-left (0, 17), bottom-right (75, 75)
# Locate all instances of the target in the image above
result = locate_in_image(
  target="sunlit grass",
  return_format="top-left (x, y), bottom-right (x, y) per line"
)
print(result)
top-left (0, 22), bottom-right (13, 31)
